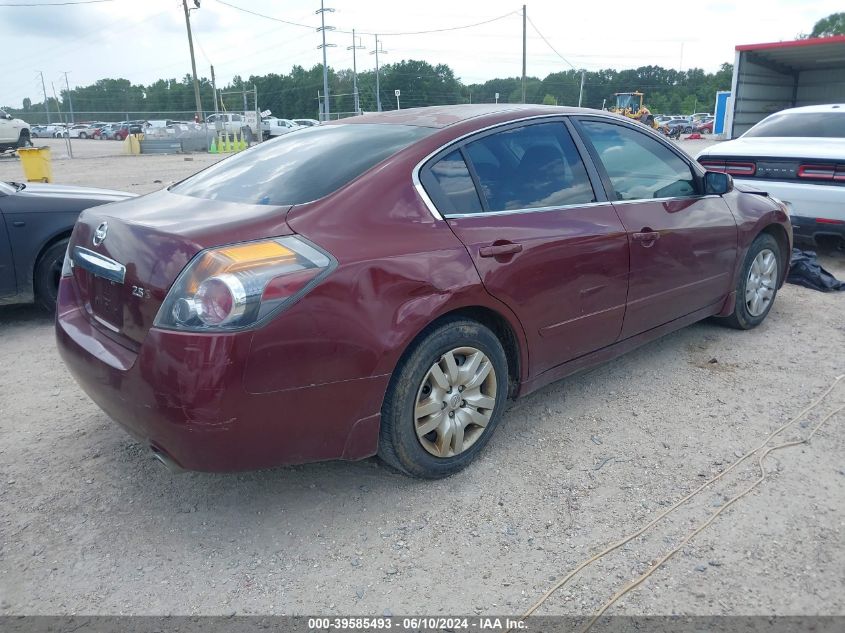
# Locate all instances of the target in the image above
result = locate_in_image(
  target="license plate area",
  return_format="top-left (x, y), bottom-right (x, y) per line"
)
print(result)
top-left (91, 274), bottom-right (124, 329)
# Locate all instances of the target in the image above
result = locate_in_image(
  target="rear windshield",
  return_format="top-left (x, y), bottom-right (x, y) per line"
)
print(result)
top-left (171, 123), bottom-right (434, 205)
top-left (744, 112), bottom-right (845, 138)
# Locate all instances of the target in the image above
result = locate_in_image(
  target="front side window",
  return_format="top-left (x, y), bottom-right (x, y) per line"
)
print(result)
top-left (463, 122), bottom-right (596, 211)
top-left (579, 120), bottom-right (696, 201)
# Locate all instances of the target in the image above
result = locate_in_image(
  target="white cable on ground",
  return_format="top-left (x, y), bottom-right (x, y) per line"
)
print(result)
top-left (580, 401), bottom-right (845, 633)
top-left (509, 374), bottom-right (845, 630)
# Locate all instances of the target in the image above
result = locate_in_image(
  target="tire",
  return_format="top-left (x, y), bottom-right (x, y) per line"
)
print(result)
top-left (79, 132), bottom-right (87, 139)
top-left (378, 318), bottom-right (509, 478)
top-left (17, 131), bottom-right (32, 148)
top-left (684, 126), bottom-right (693, 134)
top-left (35, 238), bottom-right (69, 313)
top-left (718, 233), bottom-right (781, 330)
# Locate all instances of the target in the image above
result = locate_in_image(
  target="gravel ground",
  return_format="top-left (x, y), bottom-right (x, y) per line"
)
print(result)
top-left (0, 138), bottom-right (844, 618)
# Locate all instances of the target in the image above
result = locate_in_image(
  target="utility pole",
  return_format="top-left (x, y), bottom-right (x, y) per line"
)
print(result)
top-left (348, 29), bottom-right (366, 114)
top-left (39, 72), bottom-right (51, 124)
top-left (370, 35), bottom-right (387, 112)
top-left (210, 64), bottom-right (218, 114)
top-left (578, 69), bottom-right (585, 108)
top-left (51, 82), bottom-right (72, 158)
top-left (62, 72), bottom-right (75, 124)
top-left (181, 0), bottom-right (203, 121)
top-left (521, 4), bottom-right (527, 104)
top-left (316, 0), bottom-right (336, 121)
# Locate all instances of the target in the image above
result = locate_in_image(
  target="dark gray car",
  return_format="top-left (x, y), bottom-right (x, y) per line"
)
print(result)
top-left (0, 181), bottom-right (135, 310)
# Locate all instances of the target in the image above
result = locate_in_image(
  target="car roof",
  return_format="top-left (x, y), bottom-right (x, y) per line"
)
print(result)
top-left (774, 104), bottom-right (845, 114)
top-left (330, 104), bottom-right (601, 129)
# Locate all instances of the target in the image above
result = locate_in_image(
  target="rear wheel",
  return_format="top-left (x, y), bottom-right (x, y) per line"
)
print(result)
top-left (79, 132), bottom-right (88, 139)
top-left (718, 233), bottom-right (781, 330)
top-left (35, 239), bottom-right (69, 313)
top-left (17, 131), bottom-right (32, 148)
top-left (378, 318), bottom-right (509, 478)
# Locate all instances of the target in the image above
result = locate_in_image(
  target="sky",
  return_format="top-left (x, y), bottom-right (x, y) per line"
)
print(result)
top-left (1, 0), bottom-right (841, 109)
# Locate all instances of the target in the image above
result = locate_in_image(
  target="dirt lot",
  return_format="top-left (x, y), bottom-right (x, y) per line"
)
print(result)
top-left (0, 139), bottom-right (844, 619)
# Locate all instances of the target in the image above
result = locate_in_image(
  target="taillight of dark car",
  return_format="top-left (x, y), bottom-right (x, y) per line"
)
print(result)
top-left (699, 159), bottom-right (757, 177)
top-left (796, 164), bottom-right (845, 181)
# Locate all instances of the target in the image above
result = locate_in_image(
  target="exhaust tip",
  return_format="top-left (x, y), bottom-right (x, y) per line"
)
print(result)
top-left (150, 445), bottom-right (185, 473)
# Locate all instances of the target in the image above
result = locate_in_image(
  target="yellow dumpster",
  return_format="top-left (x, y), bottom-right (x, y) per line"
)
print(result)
top-left (18, 147), bottom-right (53, 183)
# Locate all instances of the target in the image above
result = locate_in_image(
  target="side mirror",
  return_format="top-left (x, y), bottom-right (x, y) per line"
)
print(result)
top-left (704, 170), bottom-right (733, 195)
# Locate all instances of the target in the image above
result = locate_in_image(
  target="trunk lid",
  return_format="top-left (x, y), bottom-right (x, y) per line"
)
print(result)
top-left (69, 189), bottom-right (293, 346)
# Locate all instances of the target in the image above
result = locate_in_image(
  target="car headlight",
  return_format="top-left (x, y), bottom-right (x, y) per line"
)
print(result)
top-left (154, 236), bottom-right (334, 332)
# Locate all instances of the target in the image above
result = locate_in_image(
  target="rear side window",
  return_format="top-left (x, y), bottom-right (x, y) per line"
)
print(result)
top-left (579, 120), bottom-right (696, 200)
top-left (463, 122), bottom-right (596, 211)
top-left (424, 150), bottom-right (482, 215)
top-left (172, 124), bottom-right (433, 205)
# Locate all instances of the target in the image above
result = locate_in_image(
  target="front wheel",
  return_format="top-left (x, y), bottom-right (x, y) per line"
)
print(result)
top-left (35, 238), bottom-right (69, 313)
top-left (718, 233), bottom-right (781, 330)
top-left (378, 318), bottom-right (509, 478)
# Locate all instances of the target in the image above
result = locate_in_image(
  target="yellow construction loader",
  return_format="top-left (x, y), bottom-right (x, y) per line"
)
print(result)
top-left (609, 92), bottom-right (658, 128)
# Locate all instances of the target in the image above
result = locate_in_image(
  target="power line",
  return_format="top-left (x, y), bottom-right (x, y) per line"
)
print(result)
top-left (526, 15), bottom-right (577, 71)
top-left (213, 0), bottom-right (518, 37)
top-left (0, 0), bottom-right (113, 6)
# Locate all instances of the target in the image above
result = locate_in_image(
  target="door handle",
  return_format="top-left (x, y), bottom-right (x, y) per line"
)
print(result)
top-left (479, 242), bottom-right (523, 258)
top-left (632, 230), bottom-right (660, 246)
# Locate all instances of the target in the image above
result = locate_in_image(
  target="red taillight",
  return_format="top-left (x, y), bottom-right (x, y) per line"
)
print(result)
top-left (261, 268), bottom-right (320, 302)
top-left (699, 160), bottom-right (725, 172)
top-left (699, 160), bottom-right (756, 176)
top-left (797, 164), bottom-right (836, 180)
top-left (725, 162), bottom-right (756, 176)
top-left (816, 218), bottom-right (845, 225)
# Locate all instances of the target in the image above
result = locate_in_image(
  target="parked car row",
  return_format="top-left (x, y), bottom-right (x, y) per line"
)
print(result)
top-left (653, 113), bottom-right (714, 136)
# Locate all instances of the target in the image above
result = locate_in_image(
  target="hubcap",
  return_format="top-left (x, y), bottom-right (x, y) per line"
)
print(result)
top-left (745, 248), bottom-right (777, 317)
top-left (414, 346), bottom-right (497, 458)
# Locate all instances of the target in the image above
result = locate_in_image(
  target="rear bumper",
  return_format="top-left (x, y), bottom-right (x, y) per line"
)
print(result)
top-left (732, 179), bottom-right (845, 221)
top-left (55, 277), bottom-right (388, 472)
top-left (789, 215), bottom-right (845, 244)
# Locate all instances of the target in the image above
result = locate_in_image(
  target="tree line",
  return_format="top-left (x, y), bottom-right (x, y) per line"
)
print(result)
top-left (4, 61), bottom-right (733, 124)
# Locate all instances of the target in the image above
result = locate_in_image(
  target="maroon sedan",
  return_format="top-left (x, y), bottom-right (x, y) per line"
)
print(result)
top-left (56, 105), bottom-right (792, 478)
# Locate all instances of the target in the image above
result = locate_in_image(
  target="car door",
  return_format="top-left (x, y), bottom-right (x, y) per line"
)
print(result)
top-left (574, 117), bottom-right (738, 339)
top-left (420, 119), bottom-right (630, 375)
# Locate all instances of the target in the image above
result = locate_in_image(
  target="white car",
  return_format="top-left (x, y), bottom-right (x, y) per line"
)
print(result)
top-left (0, 109), bottom-right (31, 152)
top-left (292, 118), bottom-right (320, 127)
top-left (261, 117), bottom-right (301, 139)
top-left (698, 104), bottom-right (845, 247)
top-left (55, 123), bottom-right (94, 139)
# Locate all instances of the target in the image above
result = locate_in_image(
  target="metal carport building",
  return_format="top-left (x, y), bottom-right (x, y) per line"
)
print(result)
top-left (727, 35), bottom-right (845, 138)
